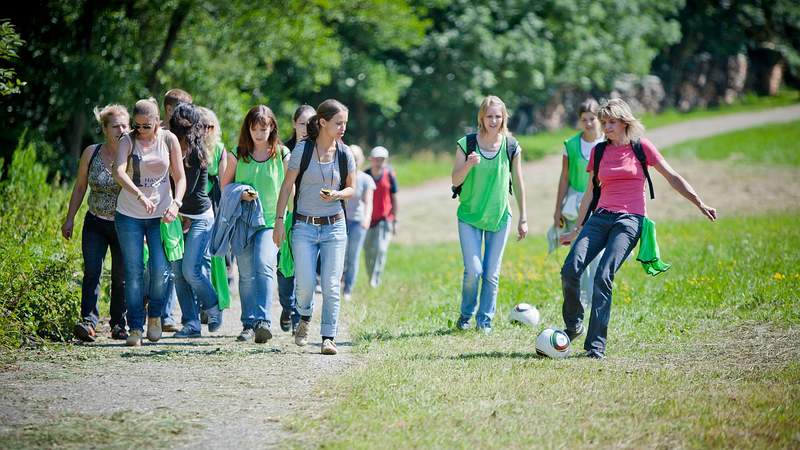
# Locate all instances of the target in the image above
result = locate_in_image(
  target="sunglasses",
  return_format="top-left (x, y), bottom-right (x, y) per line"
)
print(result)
top-left (132, 123), bottom-right (153, 130)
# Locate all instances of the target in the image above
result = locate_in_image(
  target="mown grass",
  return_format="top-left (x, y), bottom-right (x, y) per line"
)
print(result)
top-left (663, 119), bottom-right (800, 166)
top-left (291, 214), bottom-right (800, 448)
top-left (393, 90), bottom-right (799, 187)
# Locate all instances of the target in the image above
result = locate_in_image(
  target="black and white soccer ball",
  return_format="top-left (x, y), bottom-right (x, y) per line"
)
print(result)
top-left (535, 328), bottom-right (571, 359)
top-left (508, 303), bottom-right (540, 327)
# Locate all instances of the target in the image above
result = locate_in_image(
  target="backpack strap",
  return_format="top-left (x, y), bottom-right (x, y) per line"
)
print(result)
top-left (582, 141), bottom-right (607, 226)
top-left (292, 140), bottom-right (315, 226)
top-left (451, 133), bottom-right (479, 199)
top-left (337, 143), bottom-right (349, 218)
top-left (632, 140), bottom-right (655, 200)
top-left (506, 136), bottom-right (518, 195)
top-left (88, 143), bottom-right (102, 169)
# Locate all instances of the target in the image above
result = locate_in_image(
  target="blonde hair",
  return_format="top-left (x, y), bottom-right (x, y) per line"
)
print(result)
top-left (93, 104), bottom-right (129, 128)
top-left (133, 97), bottom-right (160, 121)
top-left (597, 98), bottom-right (645, 143)
top-left (477, 95), bottom-right (510, 136)
top-left (198, 106), bottom-right (221, 156)
top-left (349, 144), bottom-right (365, 169)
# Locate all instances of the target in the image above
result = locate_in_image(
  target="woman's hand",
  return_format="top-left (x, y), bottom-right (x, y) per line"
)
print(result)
top-left (162, 201), bottom-right (179, 223)
top-left (241, 189), bottom-right (258, 202)
top-left (465, 152), bottom-right (480, 168)
top-left (319, 189), bottom-right (340, 202)
top-left (61, 218), bottom-right (74, 240)
top-left (560, 230), bottom-right (578, 246)
top-left (553, 210), bottom-right (565, 229)
top-left (139, 193), bottom-right (157, 215)
top-left (517, 219), bottom-right (528, 241)
top-left (273, 222), bottom-right (285, 247)
top-left (698, 203), bottom-right (717, 221)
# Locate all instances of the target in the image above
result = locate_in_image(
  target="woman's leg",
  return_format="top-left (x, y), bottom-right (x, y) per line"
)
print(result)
top-left (180, 218), bottom-right (220, 322)
top-left (457, 220), bottom-right (483, 327)
top-left (144, 218), bottom-right (170, 320)
top-left (369, 220), bottom-right (393, 287)
top-left (560, 212), bottom-right (614, 335)
top-left (292, 222), bottom-right (320, 320)
top-left (107, 218), bottom-right (127, 330)
top-left (80, 212), bottom-right (109, 328)
top-left (237, 228), bottom-right (274, 329)
top-left (115, 213), bottom-right (146, 332)
top-left (343, 220), bottom-right (367, 295)
top-left (363, 225), bottom-right (378, 285)
top-left (476, 216), bottom-right (512, 329)
top-left (584, 214), bottom-right (643, 356)
top-left (318, 220), bottom-right (347, 340)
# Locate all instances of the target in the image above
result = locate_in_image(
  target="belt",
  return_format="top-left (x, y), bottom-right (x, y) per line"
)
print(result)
top-left (294, 212), bottom-right (344, 225)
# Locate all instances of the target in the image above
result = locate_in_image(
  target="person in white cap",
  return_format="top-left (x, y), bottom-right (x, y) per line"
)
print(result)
top-left (364, 145), bottom-right (398, 288)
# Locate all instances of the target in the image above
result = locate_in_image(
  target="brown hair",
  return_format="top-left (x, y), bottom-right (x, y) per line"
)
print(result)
top-left (306, 99), bottom-right (348, 141)
top-left (131, 98), bottom-right (160, 139)
top-left (93, 104), bottom-right (129, 128)
top-left (237, 105), bottom-right (281, 162)
top-left (578, 98), bottom-right (600, 116)
top-left (163, 88), bottom-right (193, 110)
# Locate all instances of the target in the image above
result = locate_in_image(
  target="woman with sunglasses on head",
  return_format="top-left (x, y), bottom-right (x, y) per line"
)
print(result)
top-left (113, 98), bottom-right (186, 347)
top-left (168, 103), bottom-right (222, 338)
top-left (62, 104), bottom-right (130, 342)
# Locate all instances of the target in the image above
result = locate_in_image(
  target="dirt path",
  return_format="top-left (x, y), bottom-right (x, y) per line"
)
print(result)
top-left (397, 104), bottom-right (800, 245)
top-left (0, 278), bottom-right (357, 449)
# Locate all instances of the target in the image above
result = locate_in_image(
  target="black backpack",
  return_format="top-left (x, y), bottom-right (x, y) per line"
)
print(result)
top-left (582, 139), bottom-right (655, 225)
top-left (451, 133), bottom-right (518, 199)
top-left (293, 139), bottom-right (349, 226)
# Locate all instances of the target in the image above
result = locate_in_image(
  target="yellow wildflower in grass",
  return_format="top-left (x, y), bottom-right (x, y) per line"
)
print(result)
top-left (773, 272), bottom-right (785, 281)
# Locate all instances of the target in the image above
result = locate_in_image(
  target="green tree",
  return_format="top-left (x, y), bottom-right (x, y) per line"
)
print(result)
top-left (0, 20), bottom-right (25, 96)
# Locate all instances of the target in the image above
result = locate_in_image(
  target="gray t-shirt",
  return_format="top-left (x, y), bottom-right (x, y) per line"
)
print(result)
top-left (289, 140), bottom-right (357, 217)
top-left (345, 171), bottom-right (377, 222)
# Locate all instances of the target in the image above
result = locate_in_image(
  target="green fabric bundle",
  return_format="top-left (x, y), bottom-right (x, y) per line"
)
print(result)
top-left (278, 211), bottom-right (294, 277)
top-left (637, 217), bottom-right (671, 276)
top-left (160, 220), bottom-right (185, 262)
top-left (210, 256), bottom-right (230, 310)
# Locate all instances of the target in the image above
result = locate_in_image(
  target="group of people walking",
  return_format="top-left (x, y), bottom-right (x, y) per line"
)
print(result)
top-left (64, 89), bottom-right (715, 358)
top-left (63, 91), bottom-right (398, 355)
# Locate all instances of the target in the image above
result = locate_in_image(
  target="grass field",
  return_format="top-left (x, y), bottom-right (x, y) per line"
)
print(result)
top-left (391, 90), bottom-right (799, 187)
top-left (290, 214), bottom-right (800, 448)
top-left (664, 119), bottom-right (800, 166)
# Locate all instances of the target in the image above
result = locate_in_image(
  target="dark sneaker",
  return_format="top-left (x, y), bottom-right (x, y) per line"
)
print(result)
top-left (254, 321), bottom-right (272, 344)
top-left (279, 309), bottom-right (291, 332)
top-left (585, 350), bottom-right (605, 360)
top-left (237, 328), bottom-right (254, 342)
top-left (73, 322), bottom-right (96, 342)
top-left (565, 325), bottom-right (584, 342)
top-left (174, 327), bottom-right (201, 338)
top-left (456, 316), bottom-right (471, 331)
top-left (206, 307), bottom-right (223, 333)
top-left (111, 325), bottom-right (128, 340)
top-left (200, 310), bottom-right (209, 324)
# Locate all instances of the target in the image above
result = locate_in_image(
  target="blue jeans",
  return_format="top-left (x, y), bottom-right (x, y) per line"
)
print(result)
top-left (457, 216), bottom-right (511, 329)
top-left (277, 258), bottom-right (300, 329)
top-left (292, 220), bottom-right (347, 338)
top-left (115, 212), bottom-right (171, 332)
top-left (237, 227), bottom-right (276, 329)
top-left (162, 283), bottom-right (179, 326)
top-left (561, 209), bottom-right (643, 355)
top-left (80, 212), bottom-right (126, 328)
top-left (343, 220), bottom-right (368, 294)
top-left (172, 217), bottom-right (219, 333)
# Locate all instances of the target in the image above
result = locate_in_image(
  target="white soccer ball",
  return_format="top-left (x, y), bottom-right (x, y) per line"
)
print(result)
top-left (508, 303), bottom-right (540, 327)
top-left (535, 328), bottom-right (571, 359)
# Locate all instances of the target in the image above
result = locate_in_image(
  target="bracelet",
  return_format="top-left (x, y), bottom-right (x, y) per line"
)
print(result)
top-left (136, 191), bottom-right (144, 200)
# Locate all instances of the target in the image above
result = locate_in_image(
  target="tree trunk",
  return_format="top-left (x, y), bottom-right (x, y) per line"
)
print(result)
top-left (66, 0), bottom-right (99, 170)
top-left (147, 0), bottom-right (192, 94)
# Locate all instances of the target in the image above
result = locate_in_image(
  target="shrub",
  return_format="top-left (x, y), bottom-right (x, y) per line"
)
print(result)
top-left (0, 133), bottom-right (82, 349)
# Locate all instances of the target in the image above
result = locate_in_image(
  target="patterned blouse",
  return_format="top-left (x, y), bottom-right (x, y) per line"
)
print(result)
top-left (87, 145), bottom-right (121, 220)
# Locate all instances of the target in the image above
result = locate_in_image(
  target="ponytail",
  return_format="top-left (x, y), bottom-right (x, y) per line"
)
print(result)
top-left (305, 114), bottom-right (321, 141)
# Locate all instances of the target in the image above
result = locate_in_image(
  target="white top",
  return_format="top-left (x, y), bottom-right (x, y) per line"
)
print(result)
top-left (116, 129), bottom-right (173, 219)
top-left (563, 135), bottom-right (605, 160)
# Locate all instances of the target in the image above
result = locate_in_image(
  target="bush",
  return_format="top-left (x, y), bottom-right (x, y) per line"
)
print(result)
top-left (0, 134), bottom-right (82, 349)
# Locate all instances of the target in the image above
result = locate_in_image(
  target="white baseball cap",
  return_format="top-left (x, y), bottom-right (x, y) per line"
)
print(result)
top-left (370, 146), bottom-right (389, 158)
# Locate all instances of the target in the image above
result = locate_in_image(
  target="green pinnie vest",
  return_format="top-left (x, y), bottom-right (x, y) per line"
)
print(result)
top-left (563, 132), bottom-right (590, 193)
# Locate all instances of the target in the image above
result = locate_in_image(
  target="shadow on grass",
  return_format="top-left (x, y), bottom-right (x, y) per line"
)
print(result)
top-left (120, 346), bottom-right (284, 358)
top-left (356, 327), bottom-right (458, 343)
top-left (453, 351), bottom-right (545, 360)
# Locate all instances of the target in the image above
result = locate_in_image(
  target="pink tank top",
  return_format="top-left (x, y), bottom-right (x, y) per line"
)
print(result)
top-left (116, 129), bottom-right (173, 219)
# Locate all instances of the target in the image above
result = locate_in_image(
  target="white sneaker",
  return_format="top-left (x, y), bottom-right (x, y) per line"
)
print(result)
top-left (126, 330), bottom-right (143, 347)
top-left (294, 320), bottom-right (310, 347)
top-left (343, 293), bottom-right (352, 301)
top-left (321, 339), bottom-right (338, 355)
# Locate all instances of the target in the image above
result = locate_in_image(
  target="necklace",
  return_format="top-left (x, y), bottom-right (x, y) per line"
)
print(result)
top-left (316, 142), bottom-right (335, 189)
